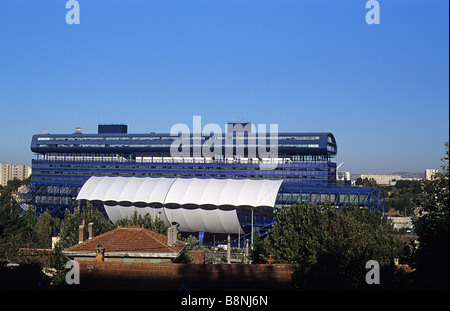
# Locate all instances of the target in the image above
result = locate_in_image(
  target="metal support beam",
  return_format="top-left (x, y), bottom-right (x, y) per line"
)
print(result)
top-left (227, 234), bottom-right (231, 264)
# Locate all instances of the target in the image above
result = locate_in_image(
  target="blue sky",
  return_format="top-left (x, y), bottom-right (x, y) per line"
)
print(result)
top-left (0, 0), bottom-right (448, 174)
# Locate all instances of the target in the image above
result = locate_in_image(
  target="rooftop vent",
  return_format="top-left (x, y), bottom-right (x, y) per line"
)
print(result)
top-left (98, 124), bottom-right (128, 134)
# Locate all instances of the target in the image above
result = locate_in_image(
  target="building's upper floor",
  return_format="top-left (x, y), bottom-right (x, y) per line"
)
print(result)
top-left (31, 124), bottom-right (337, 158)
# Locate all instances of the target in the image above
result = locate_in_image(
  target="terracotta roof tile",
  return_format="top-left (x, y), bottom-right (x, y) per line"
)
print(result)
top-left (65, 226), bottom-right (186, 254)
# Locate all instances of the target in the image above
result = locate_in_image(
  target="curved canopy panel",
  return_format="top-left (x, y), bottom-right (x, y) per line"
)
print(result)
top-left (164, 178), bottom-right (282, 207)
top-left (77, 176), bottom-right (176, 204)
top-left (77, 176), bottom-right (282, 208)
top-left (77, 176), bottom-right (283, 234)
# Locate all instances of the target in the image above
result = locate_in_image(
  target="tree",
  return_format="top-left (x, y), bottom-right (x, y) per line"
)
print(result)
top-left (254, 203), bottom-right (403, 289)
top-left (0, 180), bottom-right (36, 261)
top-left (57, 202), bottom-right (112, 248)
top-left (413, 142), bottom-right (449, 290)
top-left (48, 202), bottom-right (113, 286)
top-left (384, 179), bottom-right (424, 216)
top-left (114, 209), bottom-right (166, 234)
top-left (34, 210), bottom-right (59, 248)
top-left (355, 177), bottom-right (378, 187)
top-left (182, 235), bottom-right (215, 264)
top-left (0, 202), bottom-right (23, 260)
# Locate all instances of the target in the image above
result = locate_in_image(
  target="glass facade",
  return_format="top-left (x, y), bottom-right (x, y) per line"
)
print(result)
top-left (21, 124), bottom-right (383, 220)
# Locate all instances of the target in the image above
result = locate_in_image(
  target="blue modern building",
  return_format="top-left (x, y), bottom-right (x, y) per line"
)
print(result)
top-left (23, 123), bottom-right (383, 236)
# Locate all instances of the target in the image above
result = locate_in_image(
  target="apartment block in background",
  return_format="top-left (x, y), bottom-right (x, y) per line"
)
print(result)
top-left (0, 163), bottom-right (32, 186)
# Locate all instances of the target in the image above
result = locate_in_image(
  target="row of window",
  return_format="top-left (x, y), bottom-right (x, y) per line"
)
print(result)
top-left (277, 192), bottom-right (369, 202)
top-left (31, 175), bottom-right (330, 185)
top-left (36, 153), bottom-right (333, 162)
top-left (37, 135), bottom-right (323, 142)
top-left (34, 162), bottom-right (332, 170)
top-left (32, 169), bottom-right (331, 177)
top-left (36, 143), bottom-right (320, 149)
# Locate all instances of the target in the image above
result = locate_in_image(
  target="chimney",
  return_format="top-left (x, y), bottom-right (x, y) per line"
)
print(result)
top-left (88, 222), bottom-right (94, 240)
top-left (167, 224), bottom-right (178, 247)
top-left (95, 242), bottom-right (105, 262)
top-left (78, 221), bottom-right (85, 244)
top-left (167, 226), bottom-right (173, 247)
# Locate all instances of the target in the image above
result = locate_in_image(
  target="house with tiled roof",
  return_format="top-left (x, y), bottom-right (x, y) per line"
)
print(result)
top-left (63, 223), bottom-right (186, 263)
top-left (60, 222), bottom-right (293, 290)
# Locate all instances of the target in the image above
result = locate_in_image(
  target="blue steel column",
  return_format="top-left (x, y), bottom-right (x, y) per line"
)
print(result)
top-left (198, 231), bottom-right (205, 244)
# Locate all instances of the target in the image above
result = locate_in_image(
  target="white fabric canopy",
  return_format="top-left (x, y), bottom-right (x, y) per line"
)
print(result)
top-left (77, 176), bottom-right (282, 208)
top-left (77, 176), bottom-right (283, 234)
